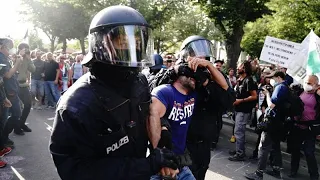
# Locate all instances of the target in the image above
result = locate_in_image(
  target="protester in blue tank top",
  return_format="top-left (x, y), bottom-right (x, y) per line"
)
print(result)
top-left (148, 57), bottom-right (229, 180)
top-left (152, 84), bottom-right (196, 155)
top-left (149, 62), bottom-right (197, 180)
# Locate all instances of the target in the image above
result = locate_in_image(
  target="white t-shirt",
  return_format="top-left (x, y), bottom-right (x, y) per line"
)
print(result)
top-left (227, 75), bottom-right (237, 88)
top-left (72, 62), bottom-right (83, 79)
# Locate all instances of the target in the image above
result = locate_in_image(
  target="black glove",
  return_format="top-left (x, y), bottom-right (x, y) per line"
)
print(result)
top-left (148, 148), bottom-right (179, 174)
top-left (158, 130), bottom-right (173, 149)
top-left (177, 150), bottom-right (193, 167)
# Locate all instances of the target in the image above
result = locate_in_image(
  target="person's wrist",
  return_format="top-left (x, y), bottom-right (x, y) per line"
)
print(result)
top-left (161, 126), bottom-right (168, 130)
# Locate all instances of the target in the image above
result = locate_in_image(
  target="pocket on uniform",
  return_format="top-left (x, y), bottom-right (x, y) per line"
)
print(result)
top-left (139, 99), bottom-right (151, 117)
top-left (96, 125), bottom-right (130, 155)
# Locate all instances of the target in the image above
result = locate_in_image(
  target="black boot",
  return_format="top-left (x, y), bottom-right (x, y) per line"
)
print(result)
top-left (21, 125), bottom-right (32, 132)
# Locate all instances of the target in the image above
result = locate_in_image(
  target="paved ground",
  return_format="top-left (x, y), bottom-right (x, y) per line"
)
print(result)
top-left (0, 109), bottom-right (319, 180)
top-left (205, 121), bottom-right (320, 180)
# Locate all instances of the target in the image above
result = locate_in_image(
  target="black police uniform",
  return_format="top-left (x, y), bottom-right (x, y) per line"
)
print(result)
top-left (50, 71), bottom-right (155, 180)
top-left (177, 35), bottom-right (235, 180)
top-left (50, 5), bottom-right (180, 180)
top-left (187, 81), bottom-right (235, 180)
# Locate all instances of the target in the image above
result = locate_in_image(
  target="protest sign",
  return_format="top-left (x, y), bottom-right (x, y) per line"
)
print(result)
top-left (287, 30), bottom-right (320, 84)
top-left (260, 36), bottom-right (301, 68)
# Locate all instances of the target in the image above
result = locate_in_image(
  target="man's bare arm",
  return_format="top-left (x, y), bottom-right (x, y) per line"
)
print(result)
top-left (265, 92), bottom-right (276, 109)
top-left (206, 63), bottom-right (228, 90)
top-left (55, 69), bottom-right (60, 82)
top-left (147, 97), bottom-right (166, 149)
top-left (4, 59), bottom-right (21, 79)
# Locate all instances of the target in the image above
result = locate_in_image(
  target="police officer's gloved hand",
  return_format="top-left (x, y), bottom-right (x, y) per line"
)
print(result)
top-left (148, 148), bottom-right (179, 174)
top-left (158, 129), bottom-right (173, 149)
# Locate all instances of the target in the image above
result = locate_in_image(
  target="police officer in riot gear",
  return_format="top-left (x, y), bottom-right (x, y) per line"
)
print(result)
top-left (49, 6), bottom-right (179, 180)
top-left (178, 35), bottom-right (235, 180)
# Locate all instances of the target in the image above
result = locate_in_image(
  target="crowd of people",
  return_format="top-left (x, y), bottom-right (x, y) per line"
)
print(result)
top-left (142, 49), bottom-right (320, 180)
top-left (0, 5), bottom-right (319, 180)
top-left (0, 39), bottom-right (87, 167)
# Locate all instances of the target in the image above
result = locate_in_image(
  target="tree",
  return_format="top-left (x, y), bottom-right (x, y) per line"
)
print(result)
top-left (196, 0), bottom-right (271, 69)
top-left (28, 29), bottom-right (44, 50)
top-left (65, 0), bottom-right (219, 54)
top-left (154, 2), bottom-right (223, 54)
top-left (241, 0), bottom-right (320, 58)
top-left (20, 0), bottom-right (58, 52)
top-left (22, 0), bottom-right (221, 56)
top-left (267, 0), bottom-right (320, 42)
top-left (21, 0), bottom-right (90, 54)
top-left (241, 18), bottom-right (270, 58)
top-left (52, 2), bottom-right (90, 54)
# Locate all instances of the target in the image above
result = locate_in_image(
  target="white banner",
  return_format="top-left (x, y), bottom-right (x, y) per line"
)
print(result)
top-left (260, 36), bottom-right (301, 68)
top-left (287, 30), bottom-right (320, 84)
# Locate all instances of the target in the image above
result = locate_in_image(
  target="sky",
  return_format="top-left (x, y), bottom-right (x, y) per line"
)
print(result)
top-left (0, 0), bottom-right (79, 45)
top-left (0, 0), bottom-right (31, 39)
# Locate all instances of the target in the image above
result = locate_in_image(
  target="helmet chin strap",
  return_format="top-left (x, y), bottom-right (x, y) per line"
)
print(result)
top-left (91, 62), bottom-right (139, 82)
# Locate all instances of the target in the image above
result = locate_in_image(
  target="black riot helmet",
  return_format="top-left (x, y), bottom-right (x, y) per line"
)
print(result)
top-left (82, 5), bottom-right (155, 68)
top-left (178, 35), bottom-right (215, 62)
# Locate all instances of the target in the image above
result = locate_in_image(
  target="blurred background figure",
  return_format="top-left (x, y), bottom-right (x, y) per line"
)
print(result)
top-left (70, 54), bottom-right (84, 84)
top-left (58, 54), bottom-right (71, 92)
top-left (16, 43), bottom-right (35, 134)
top-left (164, 54), bottom-right (175, 68)
top-left (30, 49), bottom-right (45, 110)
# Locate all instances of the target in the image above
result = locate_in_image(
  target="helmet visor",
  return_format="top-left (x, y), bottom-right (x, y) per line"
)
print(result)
top-left (101, 25), bottom-right (154, 67)
top-left (183, 40), bottom-right (214, 58)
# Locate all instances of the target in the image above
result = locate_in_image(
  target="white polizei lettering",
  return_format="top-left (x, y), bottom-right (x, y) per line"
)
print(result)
top-left (106, 136), bottom-right (130, 154)
top-left (168, 107), bottom-right (176, 120)
top-left (120, 136), bottom-right (129, 145)
top-left (112, 143), bottom-right (119, 150)
top-left (106, 147), bottom-right (112, 154)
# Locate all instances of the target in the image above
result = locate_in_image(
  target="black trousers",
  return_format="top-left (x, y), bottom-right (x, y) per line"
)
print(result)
top-left (257, 131), bottom-right (282, 170)
top-left (187, 140), bottom-right (211, 180)
top-left (213, 114), bottom-right (223, 144)
top-left (290, 126), bottom-right (319, 178)
top-left (18, 87), bottom-right (32, 128)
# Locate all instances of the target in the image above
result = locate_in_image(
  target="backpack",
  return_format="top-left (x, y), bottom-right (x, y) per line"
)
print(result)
top-left (283, 85), bottom-right (304, 118)
top-left (148, 68), bottom-right (176, 92)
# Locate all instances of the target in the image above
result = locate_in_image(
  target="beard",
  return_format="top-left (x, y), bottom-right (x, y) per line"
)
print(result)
top-left (237, 70), bottom-right (245, 75)
top-left (181, 77), bottom-right (195, 91)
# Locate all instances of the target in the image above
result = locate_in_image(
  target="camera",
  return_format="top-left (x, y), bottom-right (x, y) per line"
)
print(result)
top-left (257, 108), bottom-right (276, 131)
top-left (194, 67), bottom-right (210, 87)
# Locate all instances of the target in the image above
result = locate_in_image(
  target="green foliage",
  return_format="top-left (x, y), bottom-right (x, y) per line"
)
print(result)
top-left (152, 1), bottom-right (222, 53)
top-left (21, 0), bottom-right (91, 52)
top-left (21, 0), bottom-right (221, 55)
top-left (241, 17), bottom-right (270, 58)
top-left (267, 0), bottom-right (320, 42)
top-left (197, 0), bottom-right (270, 36)
top-left (68, 39), bottom-right (89, 51)
top-left (28, 29), bottom-right (44, 50)
top-left (241, 0), bottom-right (320, 58)
top-left (196, 0), bottom-right (271, 69)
